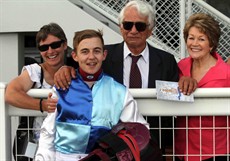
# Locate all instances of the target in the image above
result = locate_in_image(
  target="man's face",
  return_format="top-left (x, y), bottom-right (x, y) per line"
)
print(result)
top-left (120, 7), bottom-right (152, 51)
top-left (72, 37), bottom-right (107, 74)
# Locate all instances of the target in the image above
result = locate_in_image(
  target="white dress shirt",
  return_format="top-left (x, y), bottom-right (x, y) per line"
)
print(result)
top-left (123, 42), bottom-right (149, 88)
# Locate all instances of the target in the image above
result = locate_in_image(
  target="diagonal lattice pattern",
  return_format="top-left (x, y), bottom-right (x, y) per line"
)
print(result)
top-left (83, 0), bottom-right (230, 61)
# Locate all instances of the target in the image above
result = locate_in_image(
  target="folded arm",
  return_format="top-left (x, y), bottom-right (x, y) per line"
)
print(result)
top-left (120, 90), bottom-right (149, 129)
top-left (5, 70), bottom-right (56, 112)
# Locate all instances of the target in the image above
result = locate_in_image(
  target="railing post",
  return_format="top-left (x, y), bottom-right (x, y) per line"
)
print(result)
top-left (179, 0), bottom-right (186, 59)
top-left (0, 82), bottom-right (11, 160)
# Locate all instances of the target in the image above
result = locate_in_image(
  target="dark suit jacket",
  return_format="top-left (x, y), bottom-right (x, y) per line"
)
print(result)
top-left (103, 42), bottom-right (179, 88)
top-left (66, 41), bottom-right (179, 87)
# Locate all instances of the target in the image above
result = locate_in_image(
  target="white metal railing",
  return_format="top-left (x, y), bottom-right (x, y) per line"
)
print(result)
top-left (1, 82), bottom-right (230, 160)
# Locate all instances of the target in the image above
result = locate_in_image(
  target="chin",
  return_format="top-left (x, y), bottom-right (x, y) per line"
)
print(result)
top-left (86, 70), bottom-right (96, 75)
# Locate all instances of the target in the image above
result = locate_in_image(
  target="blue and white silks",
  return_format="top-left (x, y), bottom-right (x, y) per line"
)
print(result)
top-left (34, 70), bottom-right (148, 161)
top-left (54, 71), bottom-right (126, 154)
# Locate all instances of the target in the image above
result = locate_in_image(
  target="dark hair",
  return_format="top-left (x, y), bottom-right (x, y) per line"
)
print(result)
top-left (36, 23), bottom-right (67, 46)
top-left (73, 29), bottom-right (104, 52)
top-left (24, 57), bottom-right (38, 65)
top-left (183, 13), bottom-right (221, 53)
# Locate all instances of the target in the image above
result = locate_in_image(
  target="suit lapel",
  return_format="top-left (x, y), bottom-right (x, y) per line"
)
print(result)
top-left (110, 42), bottom-right (124, 84)
top-left (148, 45), bottom-right (162, 88)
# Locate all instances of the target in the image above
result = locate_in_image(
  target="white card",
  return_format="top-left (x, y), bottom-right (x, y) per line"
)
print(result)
top-left (156, 80), bottom-right (194, 102)
top-left (24, 142), bottom-right (38, 158)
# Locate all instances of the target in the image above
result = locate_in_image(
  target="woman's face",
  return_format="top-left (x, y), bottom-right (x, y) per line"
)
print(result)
top-left (186, 26), bottom-right (212, 60)
top-left (39, 34), bottom-right (67, 66)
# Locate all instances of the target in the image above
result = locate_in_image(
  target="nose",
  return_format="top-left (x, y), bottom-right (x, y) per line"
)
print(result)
top-left (47, 46), bottom-right (54, 53)
top-left (192, 39), bottom-right (199, 45)
top-left (88, 51), bottom-right (96, 59)
top-left (130, 25), bottom-right (138, 33)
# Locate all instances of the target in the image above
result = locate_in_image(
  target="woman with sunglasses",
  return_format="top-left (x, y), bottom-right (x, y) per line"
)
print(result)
top-left (5, 22), bottom-right (67, 113)
top-left (5, 23), bottom-right (67, 158)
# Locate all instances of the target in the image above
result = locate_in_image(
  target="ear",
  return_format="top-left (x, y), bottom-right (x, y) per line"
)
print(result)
top-left (119, 24), bottom-right (124, 35)
top-left (210, 47), bottom-right (213, 53)
top-left (102, 50), bottom-right (107, 61)
top-left (71, 51), bottom-right (78, 62)
top-left (147, 29), bottom-right (152, 38)
top-left (63, 41), bottom-right (68, 50)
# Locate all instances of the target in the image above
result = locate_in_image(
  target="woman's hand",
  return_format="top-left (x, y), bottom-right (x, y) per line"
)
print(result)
top-left (54, 66), bottom-right (76, 90)
top-left (44, 93), bottom-right (58, 113)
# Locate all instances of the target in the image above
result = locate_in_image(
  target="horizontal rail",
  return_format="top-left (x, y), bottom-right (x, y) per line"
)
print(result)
top-left (5, 87), bottom-right (230, 116)
top-left (25, 88), bottom-right (230, 98)
top-left (0, 82), bottom-right (230, 161)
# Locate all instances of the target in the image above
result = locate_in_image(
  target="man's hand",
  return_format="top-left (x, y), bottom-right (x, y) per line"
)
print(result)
top-left (54, 66), bottom-right (76, 90)
top-left (178, 76), bottom-right (197, 95)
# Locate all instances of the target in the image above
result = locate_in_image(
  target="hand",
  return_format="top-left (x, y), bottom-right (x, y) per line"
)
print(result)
top-left (54, 66), bottom-right (76, 90)
top-left (44, 93), bottom-right (58, 113)
top-left (178, 76), bottom-right (197, 95)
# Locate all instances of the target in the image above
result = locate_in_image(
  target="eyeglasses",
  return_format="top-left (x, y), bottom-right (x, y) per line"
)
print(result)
top-left (122, 21), bottom-right (149, 32)
top-left (38, 40), bottom-right (64, 52)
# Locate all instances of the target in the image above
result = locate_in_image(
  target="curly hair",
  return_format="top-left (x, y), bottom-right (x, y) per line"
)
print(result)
top-left (183, 13), bottom-right (221, 53)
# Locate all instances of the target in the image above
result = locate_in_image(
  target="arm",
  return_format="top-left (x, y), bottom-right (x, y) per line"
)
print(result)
top-left (166, 53), bottom-right (197, 95)
top-left (5, 70), bottom-right (41, 110)
top-left (177, 59), bottom-right (197, 95)
top-left (54, 66), bottom-right (76, 90)
top-left (5, 70), bottom-right (56, 112)
top-left (120, 90), bottom-right (149, 129)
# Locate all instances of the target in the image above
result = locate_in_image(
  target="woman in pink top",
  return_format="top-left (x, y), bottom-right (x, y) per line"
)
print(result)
top-left (175, 13), bottom-right (230, 161)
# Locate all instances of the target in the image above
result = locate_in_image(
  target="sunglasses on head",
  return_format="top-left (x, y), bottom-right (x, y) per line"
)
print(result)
top-left (122, 21), bottom-right (149, 32)
top-left (38, 40), bottom-right (64, 52)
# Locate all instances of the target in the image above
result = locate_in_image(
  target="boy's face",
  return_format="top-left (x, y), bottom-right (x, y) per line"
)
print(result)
top-left (72, 37), bottom-right (107, 74)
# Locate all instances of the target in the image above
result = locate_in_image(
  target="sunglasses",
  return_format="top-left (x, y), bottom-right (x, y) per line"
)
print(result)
top-left (38, 40), bottom-right (64, 52)
top-left (122, 21), bottom-right (149, 32)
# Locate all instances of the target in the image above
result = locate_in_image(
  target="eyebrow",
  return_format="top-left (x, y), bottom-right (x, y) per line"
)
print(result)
top-left (80, 48), bottom-right (89, 52)
top-left (94, 47), bottom-right (102, 50)
top-left (80, 47), bottom-right (102, 51)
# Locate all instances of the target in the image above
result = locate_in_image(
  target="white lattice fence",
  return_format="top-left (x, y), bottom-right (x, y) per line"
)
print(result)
top-left (73, 0), bottom-right (230, 61)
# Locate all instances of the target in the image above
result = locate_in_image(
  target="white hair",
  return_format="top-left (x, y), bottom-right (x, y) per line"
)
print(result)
top-left (118, 0), bottom-right (155, 30)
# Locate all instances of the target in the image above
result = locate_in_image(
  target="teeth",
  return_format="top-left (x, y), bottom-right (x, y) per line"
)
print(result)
top-left (191, 48), bottom-right (200, 52)
top-left (48, 55), bottom-right (57, 59)
top-left (88, 62), bottom-right (96, 66)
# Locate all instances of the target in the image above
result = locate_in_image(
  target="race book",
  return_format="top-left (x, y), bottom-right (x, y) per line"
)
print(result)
top-left (156, 80), bottom-right (194, 102)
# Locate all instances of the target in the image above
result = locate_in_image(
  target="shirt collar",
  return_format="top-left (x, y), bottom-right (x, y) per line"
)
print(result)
top-left (123, 42), bottom-right (149, 63)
